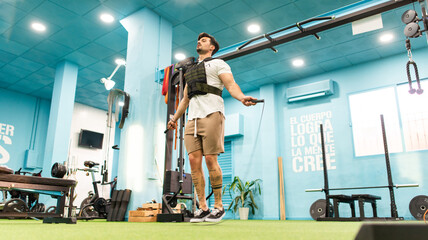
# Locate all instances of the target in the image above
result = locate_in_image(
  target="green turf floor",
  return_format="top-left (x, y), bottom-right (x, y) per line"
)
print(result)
top-left (0, 219), bottom-right (425, 240)
top-left (0, 219), bottom-right (364, 240)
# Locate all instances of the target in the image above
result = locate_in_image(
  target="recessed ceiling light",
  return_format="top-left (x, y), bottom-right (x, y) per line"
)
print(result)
top-left (31, 22), bottom-right (46, 32)
top-left (175, 53), bottom-right (186, 61)
top-left (100, 13), bottom-right (115, 23)
top-left (379, 33), bottom-right (394, 43)
top-left (292, 59), bottom-right (305, 67)
top-left (115, 58), bottom-right (126, 65)
top-left (247, 24), bottom-right (261, 33)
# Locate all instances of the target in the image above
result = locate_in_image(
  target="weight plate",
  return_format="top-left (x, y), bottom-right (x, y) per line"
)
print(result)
top-left (45, 206), bottom-right (56, 213)
top-left (31, 203), bottom-right (45, 213)
top-left (310, 199), bottom-right (332, 220)
top-left (51, 162), bottom-right (67, 178)
top-left (401, 10), bottom-right (418, 24)
top-left (409, 195), bottom-right (428, 220)
top-left (93, 198), bottom-right (107, 214)
top-left (79, 205), bottom-right (99, 218)
top-left (3, 198), bottom-right (29, 213)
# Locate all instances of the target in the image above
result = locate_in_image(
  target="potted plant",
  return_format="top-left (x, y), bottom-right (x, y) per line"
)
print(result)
top-left (223, 176), bottom-right (261, 220)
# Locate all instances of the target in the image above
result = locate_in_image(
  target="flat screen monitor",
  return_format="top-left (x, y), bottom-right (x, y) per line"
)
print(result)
top-left (78, 129), bottom-right (104, 149)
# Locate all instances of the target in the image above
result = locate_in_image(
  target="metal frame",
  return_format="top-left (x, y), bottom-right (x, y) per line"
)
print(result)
top-left (0, 175), bottom-right (76, 223)
top-left (310, 116), bottom-right (419, 221)
top-left (216, 0), bottom-right (418, 61)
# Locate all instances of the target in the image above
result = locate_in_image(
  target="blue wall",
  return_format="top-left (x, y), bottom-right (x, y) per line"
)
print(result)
top-left (0, 88), bottom-right (50, 172)
top-left (223, 47), bottom-right (428, 220)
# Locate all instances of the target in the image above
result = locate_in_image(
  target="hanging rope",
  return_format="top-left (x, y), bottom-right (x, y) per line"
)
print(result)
top-left (405, 39), bottom-right (424, 95)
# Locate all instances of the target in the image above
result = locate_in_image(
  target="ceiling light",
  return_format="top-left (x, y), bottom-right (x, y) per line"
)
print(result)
top-left (100, 13), bottom-right (115, 23)
top-left (292, 59), bottom-right (305, 67)
top-left (175, 53), bottom-right (186, 61)
top-left (115, 58), bottom-right (126, 66)
top-left (101, 78), bottom-right (116, 90)
top-left (31, 22), bottom-right (46, 32)
top-left (379, 33), bottom-right (394, 43)
top-left (247, 24), bottom-right (261, 33)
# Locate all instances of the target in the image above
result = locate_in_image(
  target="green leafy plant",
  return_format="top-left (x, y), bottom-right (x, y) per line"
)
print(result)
top-left (223, 176), bottom-right (262, 214)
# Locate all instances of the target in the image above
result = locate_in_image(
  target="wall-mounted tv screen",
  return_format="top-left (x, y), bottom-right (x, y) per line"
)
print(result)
top-left (78, 129), bottom-right (104, 149)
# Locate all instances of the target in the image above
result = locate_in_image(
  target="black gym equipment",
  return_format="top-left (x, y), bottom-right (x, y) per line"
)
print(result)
top-left (307, 115), bottom-right (418, 221)
top-left (401, 1), bottom-right (428, 95)
top-left (0, 166), bottom-right (76, 224)
top-left (3, 198), bottom-right (29, 219)
top-left (106, 189), bottom-right (132, 221)
top-left (51, 162), bottom-right (67, 178)
top-left (250, 99), bottom-right (264, 103)
top-left (159, 57), bottom-right (195, 222)
top-left (309, 199), bottom-right (333, 220)
top-left (77, 161), bottom-right (116, 219)
top-left (216, 0), bottom-right (419, 61)
top-left (409, 195), bottom-right (428, 220)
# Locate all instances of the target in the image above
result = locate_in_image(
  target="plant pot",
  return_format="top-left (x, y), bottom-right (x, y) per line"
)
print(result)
top-left (238, 207), bottom-right (249, 220)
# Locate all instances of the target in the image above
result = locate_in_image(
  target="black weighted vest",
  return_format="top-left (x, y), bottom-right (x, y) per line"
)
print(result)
top-left (185, 57), bottom-right (222, 99)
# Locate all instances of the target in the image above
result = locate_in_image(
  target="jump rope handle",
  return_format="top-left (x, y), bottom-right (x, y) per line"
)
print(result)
top-left (251, 99), bottom-right (265, 103)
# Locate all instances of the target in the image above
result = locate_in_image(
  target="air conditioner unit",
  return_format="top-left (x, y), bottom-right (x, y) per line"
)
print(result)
top-left (286, 79), bottom-right (334, 102)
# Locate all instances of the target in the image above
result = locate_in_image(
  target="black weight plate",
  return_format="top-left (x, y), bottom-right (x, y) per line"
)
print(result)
top-left (401, 9), bottom-right (418, 24)
top-left (94, 198), bottom-right (107, 213)
top-left (79, 205), bottom-right (99, 218)
top-left (45, 206), bottom-right (56, 213)
top-left (310, 199), bottom-right (332, 220)
top-left (51, 162), bottom-right (66, 178)
top-left (31, 203), bottom-right (45, 213)
top-left (4, 198), bottom-right (29, 213)
top-left (409, 195), bottom-right (428, 220)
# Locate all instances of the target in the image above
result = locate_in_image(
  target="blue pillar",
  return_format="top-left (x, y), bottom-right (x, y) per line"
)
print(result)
top-left (259, 84), bottom-right (280, 219)
top-left (43, 61), bottom-right (78, 176)
top-left (119, 8), bottom-right (172, 211)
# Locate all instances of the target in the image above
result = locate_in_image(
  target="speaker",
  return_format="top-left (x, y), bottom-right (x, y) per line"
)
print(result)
top-left (355, 223), bottom-right (428, 240)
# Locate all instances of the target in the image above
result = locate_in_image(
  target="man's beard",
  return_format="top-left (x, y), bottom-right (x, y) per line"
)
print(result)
top-left (196, 48), bottom-right (204, 54)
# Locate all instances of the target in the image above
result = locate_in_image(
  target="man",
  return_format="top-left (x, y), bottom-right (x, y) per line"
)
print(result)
top-left (167, 33), bottom-right (257, 223)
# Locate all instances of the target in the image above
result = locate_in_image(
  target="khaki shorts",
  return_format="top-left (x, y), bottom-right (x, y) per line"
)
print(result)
top-left (184, 112), bottom-right (225, 155)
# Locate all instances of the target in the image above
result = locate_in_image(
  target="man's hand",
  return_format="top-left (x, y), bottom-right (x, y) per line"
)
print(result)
top-left (167, 117), bottom-right (177, 130)
top-left (241, 96), bottom-right (257, 106)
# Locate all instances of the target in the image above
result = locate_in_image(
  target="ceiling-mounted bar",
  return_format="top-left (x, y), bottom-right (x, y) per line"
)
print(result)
top-left (216, 0), bottom-right (418, 61)
top-left (237, 16), bottom-right (334, 52)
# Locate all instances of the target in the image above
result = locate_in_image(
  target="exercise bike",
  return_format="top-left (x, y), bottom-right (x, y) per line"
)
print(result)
top-left (78, 161), bottom-right (116, 219)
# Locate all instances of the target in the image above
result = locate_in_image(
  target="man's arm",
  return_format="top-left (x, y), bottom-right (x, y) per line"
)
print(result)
top-left (220, 73), bottom-right (257, 106)
top-left (167, 85), bottom-right (190, 130)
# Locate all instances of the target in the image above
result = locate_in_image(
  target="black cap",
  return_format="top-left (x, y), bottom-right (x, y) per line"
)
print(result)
top-left (198, 32), bottom-right (220, 55)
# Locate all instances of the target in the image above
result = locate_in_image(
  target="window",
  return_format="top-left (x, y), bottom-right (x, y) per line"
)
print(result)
top-left (349, 87), bottom-right (403, 157)
top-left (349, 80), bottom-right (428, 156)
top-left (397, 81), bottom-right (428, 151)
top-left (208, 141), bottom-right (233, 209)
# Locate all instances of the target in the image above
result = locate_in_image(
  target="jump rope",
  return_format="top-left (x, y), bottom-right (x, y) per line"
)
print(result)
top-left (193, 99), bottom-right (265, 226)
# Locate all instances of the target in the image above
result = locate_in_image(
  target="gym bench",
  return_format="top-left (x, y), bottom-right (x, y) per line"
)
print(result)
top-left (352, 194), bottom-right (381, 219)
top-left (0, 170), bottom-right (76, 224)
top-left (328, 194), bottom-right (356, 218)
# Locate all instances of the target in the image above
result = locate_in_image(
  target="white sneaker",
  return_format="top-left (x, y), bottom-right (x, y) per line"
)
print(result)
top-left (190, 208), bottom-right (211, 223)
top-left (205, 208), bottom-right (225, 222)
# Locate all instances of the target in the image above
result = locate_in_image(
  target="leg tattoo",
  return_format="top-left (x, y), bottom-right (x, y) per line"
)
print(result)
top-left (209, 168), bottom-right (223, 209)
top-left (191, 171), bottom-right (207, 210)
